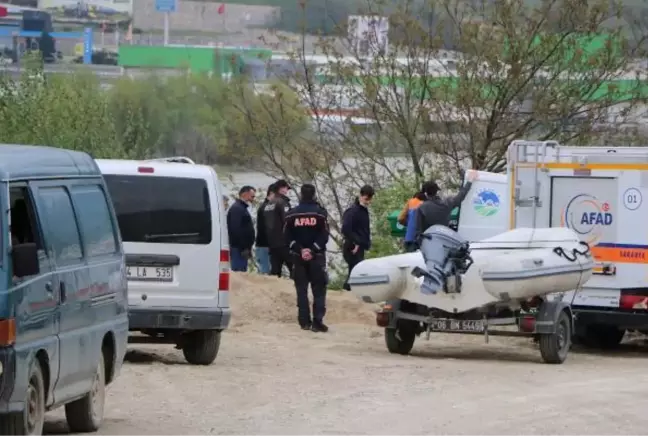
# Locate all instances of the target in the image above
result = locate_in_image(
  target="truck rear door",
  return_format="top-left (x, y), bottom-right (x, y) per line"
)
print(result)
top-left (549, 176), bottom-right (620, 304)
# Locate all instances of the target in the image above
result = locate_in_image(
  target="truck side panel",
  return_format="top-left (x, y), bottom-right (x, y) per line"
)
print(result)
top-left (511, 145), bottom-right (648, 310)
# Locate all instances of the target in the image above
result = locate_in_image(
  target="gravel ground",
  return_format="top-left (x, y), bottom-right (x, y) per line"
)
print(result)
top-left (43, 273), bottom-right (648, 435)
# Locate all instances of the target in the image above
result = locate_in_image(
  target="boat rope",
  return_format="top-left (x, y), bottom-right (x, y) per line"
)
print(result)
top-left (552, 241), bottom-right (591, 262)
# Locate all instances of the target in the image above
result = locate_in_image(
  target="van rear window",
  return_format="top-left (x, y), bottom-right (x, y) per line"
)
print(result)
top-left (103, 175), bottom-right (212, 245)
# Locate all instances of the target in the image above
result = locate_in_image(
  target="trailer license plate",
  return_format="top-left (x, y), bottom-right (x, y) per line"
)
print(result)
top-left (429, 318), bottom-right (485, 333)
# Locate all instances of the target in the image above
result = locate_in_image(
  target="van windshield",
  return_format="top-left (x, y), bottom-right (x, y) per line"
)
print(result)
top-left (103, 175), bottom-right (212, 245)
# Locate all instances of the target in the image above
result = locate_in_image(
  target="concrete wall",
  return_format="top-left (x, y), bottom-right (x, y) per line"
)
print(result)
top-left (133, 0), bottom-right (280, 33)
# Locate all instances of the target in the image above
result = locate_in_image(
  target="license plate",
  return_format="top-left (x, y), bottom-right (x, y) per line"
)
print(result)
top-left (428, 318), bottom-right (485, 333)
top-left (127, 266), bottom-right (173, 282)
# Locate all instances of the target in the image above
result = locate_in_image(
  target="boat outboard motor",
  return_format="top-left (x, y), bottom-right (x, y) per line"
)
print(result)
top-left (411, 225), bottom-right (473, 295)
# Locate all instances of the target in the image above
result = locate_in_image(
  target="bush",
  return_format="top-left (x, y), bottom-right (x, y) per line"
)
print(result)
top-left (367, 177), bottom-right (418, 259)
top-left (0, 64), bottom-right (305, 165)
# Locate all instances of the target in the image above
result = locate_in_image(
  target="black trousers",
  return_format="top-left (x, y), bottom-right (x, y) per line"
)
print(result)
top-left (342, 244), bottom-right (365, 291)
top-left (292, 253), bottom-right (327, 325)
top-left (269, 247), bottom-right (293, 278)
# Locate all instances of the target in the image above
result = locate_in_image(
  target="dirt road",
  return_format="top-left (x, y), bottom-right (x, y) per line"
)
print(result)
top-left (45, 273), bottom-right (648, 434)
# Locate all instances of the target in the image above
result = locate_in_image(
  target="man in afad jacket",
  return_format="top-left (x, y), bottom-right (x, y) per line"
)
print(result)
top-left (264, 179), bottom-right (293, 277)
top-left (341, 185), bottom-right (374, 291)
top-left (227, 186), bottom-right (256, 272)
top-left (284, 184), bottom-right (330, 332)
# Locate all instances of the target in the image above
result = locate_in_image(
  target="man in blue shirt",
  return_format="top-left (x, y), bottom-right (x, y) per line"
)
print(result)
top-left (227, 186), bottom-right (256, 272)
top-left (341, 185), bottom-right (374, 290)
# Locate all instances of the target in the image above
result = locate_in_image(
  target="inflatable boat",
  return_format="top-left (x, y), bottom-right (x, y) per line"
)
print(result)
top-left (348, 226), bottom-right (594, 314)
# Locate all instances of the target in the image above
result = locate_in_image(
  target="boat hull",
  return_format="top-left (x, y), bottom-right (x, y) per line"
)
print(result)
top-left (348, 227), bottom-right (594, 313)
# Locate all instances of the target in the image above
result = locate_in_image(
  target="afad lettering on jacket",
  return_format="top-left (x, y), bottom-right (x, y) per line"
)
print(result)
top-left (294, 216), bottom-right (317, 226)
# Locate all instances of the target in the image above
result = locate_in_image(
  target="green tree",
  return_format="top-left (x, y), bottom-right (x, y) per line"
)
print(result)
top-left (0, 60), bottom-right (122, 158)
top-left (0, 64), bottom-right (244, 164)
top-left (109, 74), bottom-right (232, 163)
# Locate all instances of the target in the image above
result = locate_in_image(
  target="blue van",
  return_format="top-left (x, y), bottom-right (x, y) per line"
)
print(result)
top-left (0, 145), bottom-right (128, 435)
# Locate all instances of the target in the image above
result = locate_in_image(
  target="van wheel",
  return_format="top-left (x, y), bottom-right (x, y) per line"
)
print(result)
top-left (0, 360), bottom-right (45, 435)
top-left (182, 330), bottom-right (221, 365)
top-left (65, 352), bottom-right (105, 432)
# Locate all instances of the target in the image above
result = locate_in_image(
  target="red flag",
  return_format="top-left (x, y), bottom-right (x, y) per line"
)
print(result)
top-left (0, 7), bottom-right (8, 18)
top-left (217, 3), bottom-right (225, 14)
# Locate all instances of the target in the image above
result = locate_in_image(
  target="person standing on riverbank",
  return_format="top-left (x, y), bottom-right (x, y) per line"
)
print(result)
top-left (227, 186), bottom-right (256, 272)
top-left (398, 191), bottom-right (426, 252)
top-left (265, 179), bottom-right (293, 278)
top-left (284, 183), bottom-right (330, 332)
top-left (341, 185), bottom-right (374, 291)
top-left (255, 183), bottom-right (275, 275)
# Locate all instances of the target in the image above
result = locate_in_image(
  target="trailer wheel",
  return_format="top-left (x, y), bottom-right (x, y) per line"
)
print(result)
top-left (539, 310), bottom-right (571, 364)
top-left (385, 324), bottom-right (416, 355)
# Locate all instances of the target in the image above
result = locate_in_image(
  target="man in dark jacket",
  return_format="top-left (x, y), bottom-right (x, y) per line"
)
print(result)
top-left (284, 184), bottom-right (330, 332)
top-left (264, 179), bottom-right (293, 277)
top-left (415, 170), bottom-right (478, 241)
top-left (341, 185), bottom-right (374, 291)
top-left (255, 183), bottom-right (275, 275)
top-left (227, 186), bottom-right (256, 272)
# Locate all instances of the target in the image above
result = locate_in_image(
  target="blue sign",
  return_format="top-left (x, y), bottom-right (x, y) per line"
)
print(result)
top-left (155, 0), bottom-right (176, 12)
top-left (83, 27), bottom-right (93, 65)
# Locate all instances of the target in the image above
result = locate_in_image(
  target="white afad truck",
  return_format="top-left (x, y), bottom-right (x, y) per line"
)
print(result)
top-left (509, 140), bottom-right (648, 347)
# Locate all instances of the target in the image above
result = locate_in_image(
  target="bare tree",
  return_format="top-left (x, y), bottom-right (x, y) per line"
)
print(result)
top-left (226, 0), bottom-right (648, 253)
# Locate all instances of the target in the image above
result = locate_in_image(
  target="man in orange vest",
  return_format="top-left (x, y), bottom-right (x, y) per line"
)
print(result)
top-left (398, 191), bottom-right (426, 252)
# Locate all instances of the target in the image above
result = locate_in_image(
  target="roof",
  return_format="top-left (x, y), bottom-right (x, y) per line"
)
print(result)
top-left (95, 159), bottom-right (218, 180)
top-left (0, 144), bottom-right (100, 181)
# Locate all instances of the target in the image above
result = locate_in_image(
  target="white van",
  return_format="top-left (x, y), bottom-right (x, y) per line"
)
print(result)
top-left (96, 157), bottom-right (231, 365)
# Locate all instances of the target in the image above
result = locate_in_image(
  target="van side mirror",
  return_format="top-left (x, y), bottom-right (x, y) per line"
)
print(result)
top-left (11, 243), bottom-right (40, 278)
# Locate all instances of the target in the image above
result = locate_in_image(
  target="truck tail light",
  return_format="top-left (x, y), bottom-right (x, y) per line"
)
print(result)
top-left (620, 295), bottom-right (648, 310)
